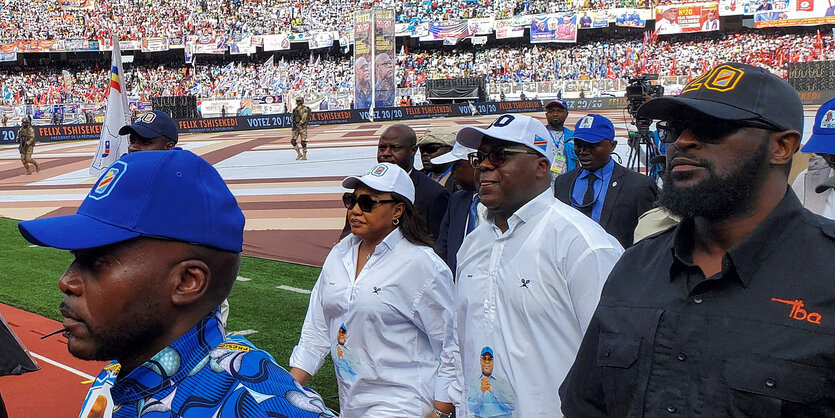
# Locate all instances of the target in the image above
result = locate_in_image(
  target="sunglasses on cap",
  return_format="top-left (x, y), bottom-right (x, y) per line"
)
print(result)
top-left (342, 193), bottom-right (397, 212)
top-left (657, 118), bottom-right (782, 144)
top-left (468, 147), bottom-right (540, 168)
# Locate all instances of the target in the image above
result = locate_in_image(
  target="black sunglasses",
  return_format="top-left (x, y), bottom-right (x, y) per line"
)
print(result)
top-left (420, 144), bottom-right (449, 155)
top-left (468, 148), bottom-right (540, 168)
top-left (342, 193), bottom-right (397, 212)
top-left (657, 119), bottom-right (782, 144)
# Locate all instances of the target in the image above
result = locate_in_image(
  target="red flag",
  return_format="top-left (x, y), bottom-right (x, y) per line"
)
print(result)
top-left (814, 30), bottom-right (823, 58)
top-left (606, 64), bottom-right (616, 79)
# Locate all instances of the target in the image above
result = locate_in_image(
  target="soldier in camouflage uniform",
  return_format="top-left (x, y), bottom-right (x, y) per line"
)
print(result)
top-left (18, 117), bottom-right (39, 175)
top-left (291, 97), bottom-right (311, 160)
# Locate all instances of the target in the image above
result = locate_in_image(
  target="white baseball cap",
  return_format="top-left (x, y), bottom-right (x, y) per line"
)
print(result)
top-left (342, 163), bottom-right (416, 203)
top-left (456, 114), bottom-right (554, 165)
top-left (430, 142), bottom-right (476, 165)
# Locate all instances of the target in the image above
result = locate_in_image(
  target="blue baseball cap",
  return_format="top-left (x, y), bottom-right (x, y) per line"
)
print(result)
top-left (573, 114), bottom-right (615, 143)
top-left (18, 150), bottom-right (244, 253)
top-left (801, 96), bottom-right (835, 155)
top-left (480, 346), bottom-right (493, 357)
top-left (119, 110), bottom-right (179, 144)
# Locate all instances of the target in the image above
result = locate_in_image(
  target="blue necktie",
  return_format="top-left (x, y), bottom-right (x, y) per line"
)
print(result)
top-left (467, 195), bottom-right (480, 234)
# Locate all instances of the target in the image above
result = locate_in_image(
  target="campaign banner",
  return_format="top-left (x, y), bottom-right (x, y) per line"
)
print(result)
top-left (190, 35), bottom-right (226, 54)
top-left (16, 40), bottom-right (57, 52)
top-left (719, 0), bottom-right (789, 15)
top-left (614, 8), bottom-right (649, 27)
top-left (655, 3), bottom-right (721, 35)
top-left (58, 0), bottom-right (94, 9)
top-left (63, 39), bottom-right (98, 51)
top-left (428, 20), bottom-right (470, 39)
top-left (354, 10), bottom-right (373, 109)
top-left (32, 123), bottom-right (103, 142)
top-left (229, 35), bottom-right (256, 54)
top-left (530, 13), bottom-right (578, 43)
top-left (0, 52), bottom-right (16, 62)
top-left (141, 37), bottom-right (169, 52)
top-left (495, 19), bottom-right (525, 38)
top-left (578, 11), bottom-right (610, 29)
top-left (309, 31), bottom-right (334, 49)
top-left (468, 18), bottom-right (495, 35)
top-left (754, 0), bottom-right (835, 27)
top-left (168, 36), bottom-right (185, 48)
top-left (374, 9), bottom-right (396, 108)
top-left (262, 34), bottom-right (290, 51)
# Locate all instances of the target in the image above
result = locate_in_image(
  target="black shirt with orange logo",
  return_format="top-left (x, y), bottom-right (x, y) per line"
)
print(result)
top-left (559, 189), bottom-right (835, 417)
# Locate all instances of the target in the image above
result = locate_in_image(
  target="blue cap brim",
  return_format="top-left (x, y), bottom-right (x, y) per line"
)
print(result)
top-left (19, 214), bottom-right (141, 250)
top-left (801, 134), bottom-right (835, 154)
top-left (572, 133), bottom-right (609, 143)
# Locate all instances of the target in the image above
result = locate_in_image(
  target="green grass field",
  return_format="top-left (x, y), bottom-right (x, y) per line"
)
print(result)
top-left (0, 217), bottom-right (341, 410)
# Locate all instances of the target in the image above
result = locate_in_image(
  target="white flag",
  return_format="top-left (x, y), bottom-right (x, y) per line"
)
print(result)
top-left (90, 34), bottom-right (131, 177)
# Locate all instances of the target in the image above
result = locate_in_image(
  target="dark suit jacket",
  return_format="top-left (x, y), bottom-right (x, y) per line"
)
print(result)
top-left (554, 162), bottom-right (658, 248)
top-left (410, 169), bottom-right (450, 241)
top-left (339, 169), bottom-right (450, 241)
top-left (435, 190), bottom-right (474, 276)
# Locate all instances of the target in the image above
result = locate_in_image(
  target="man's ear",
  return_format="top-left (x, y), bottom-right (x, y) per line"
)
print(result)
top-left (769, 130), bottom-right (800, 167)
top-left (536, 157), bottom-right (551, 179)
top-left (169, 259), bottom-right (210, 306)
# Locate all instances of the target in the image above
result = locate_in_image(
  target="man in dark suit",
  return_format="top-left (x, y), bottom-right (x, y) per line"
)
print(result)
top-left (377, 124), bottom-right (450, 240)
top-left (433, 142), bottom-right (477, 275)
top-left (554, 114), bottom-right (658, 248)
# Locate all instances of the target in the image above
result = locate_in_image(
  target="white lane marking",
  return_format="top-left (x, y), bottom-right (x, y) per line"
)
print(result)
top-left (30, 352), bottom-right (96, 380)
top-left (235, 276), bottom-right (252, 282)
top-left (28, 245), bottom-right (40, 248)
top-left (276, 285), bottom-right (312, 294)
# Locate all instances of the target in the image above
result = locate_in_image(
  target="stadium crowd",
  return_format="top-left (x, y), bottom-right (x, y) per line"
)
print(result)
top-left (0, 29), bottom-right (828, 105)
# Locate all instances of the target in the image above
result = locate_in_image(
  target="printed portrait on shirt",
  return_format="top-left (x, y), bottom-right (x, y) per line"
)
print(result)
top-left (331, 323), bottom-right (359, 382)
top-left (467, 346), bottom-right (515, 417)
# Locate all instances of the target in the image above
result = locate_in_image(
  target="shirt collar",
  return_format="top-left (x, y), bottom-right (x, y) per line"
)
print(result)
top-left (579, 158), bottom-right (614, 180)
top-left (488, 188), bottom-right (553, 234)
top-left (108, 309), bottom-right (225, 404)
top-left (671, 188), bottom-right (804, 288)
top-left (340, 227), bottom-right (405, 257)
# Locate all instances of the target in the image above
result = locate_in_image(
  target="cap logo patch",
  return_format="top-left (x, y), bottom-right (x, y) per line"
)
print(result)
top-left (682, 64), bottom-right (744, 94)
top-left (490, 114), bottom-right (515, 128)
top-left (138, 112), bottom-right (157, 124)
top-left (90, 161), bottom-right (127, 200)
top-left (579, 116), bottom-right (594, 129)
top-left (533, 135), bottom-right (548, 151)
top-left (370, 164), bottom-right (388, 177)
top-left (821, 110), bottom-right (835, 129)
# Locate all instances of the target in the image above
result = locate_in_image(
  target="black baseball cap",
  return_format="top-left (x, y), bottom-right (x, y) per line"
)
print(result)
top-left (638, 62), bottom-right (803, 133)
top-left (119, 110), bottom-right (179, 144)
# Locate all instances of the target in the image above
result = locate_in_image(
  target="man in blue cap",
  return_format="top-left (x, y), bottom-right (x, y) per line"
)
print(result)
top-left (792, 96), bottom-right (835, 219)
top-left (18, 150), bottom-right (332, 417)
top-left (119, 110), bottom-right (179, 153)
top-left (553, 113), bottom-right (658, 248)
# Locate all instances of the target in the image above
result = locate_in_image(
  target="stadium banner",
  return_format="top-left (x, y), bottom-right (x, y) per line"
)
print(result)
top-left (0, 52), bottom-right (16, 62)
top-left (754, 0), bottom-right (835, 27)
top-left (251, 36), bottom-right (264, 47)
top-left (58, 0), bottom-right (95, 10)
top-left (354, 10), bottom-right (373, 109)
top-left (141, 37), bottom-right (169, 52)
top-left (719, 0), bottom-right (789, 15)
top-left (412, 22), bottom-right (431, 39)
top-left (578, 11), bottom-right (611, 29)
top-left (468, 18), bottom-right (495, 35)
top-left (16, 40), bottom-right (58, 53)
top-left (62, 39), bottom-right (98, 51)
top-left (655, 3), bottom-right (721, 35)
top-left (190, 35), bottom-right (226, 54)
top-left (428, 20), bottom-right (471, 39)
top-left (495, 19), bottom-right (525, 38)
top-left (13, 123), bottom-right (103, 142)
top-left (168, 36), bottom-right (185, 49)
top-left (338, 27), bottom-right (353, 46)
top-left (309, 31), bottom-right (335, 49)
top-left (229, 35), bottom-right (256, 54)
top-left (530, 13), bottom-right (578, 43)
top-left (613, 8), bottom-right (650, 27)
top-left (262, 34), bottom-right (290, 51)
top-left (374, 9), bottom-right (396, 108)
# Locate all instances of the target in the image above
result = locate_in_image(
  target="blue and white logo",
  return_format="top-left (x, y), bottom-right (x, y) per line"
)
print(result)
top-left (89, 161), bottom-right (127, 200)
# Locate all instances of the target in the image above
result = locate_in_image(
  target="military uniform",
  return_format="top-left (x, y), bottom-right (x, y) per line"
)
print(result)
top-left (291, 102), bottom-right (311, 160)
top-left (18, 122), bottom-right (38, 174)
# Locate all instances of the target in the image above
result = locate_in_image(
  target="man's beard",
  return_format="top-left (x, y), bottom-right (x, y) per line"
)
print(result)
top-left (659, 139), bottom-right (770, 221)
top-left (548, 119), bottom-right (564, 130)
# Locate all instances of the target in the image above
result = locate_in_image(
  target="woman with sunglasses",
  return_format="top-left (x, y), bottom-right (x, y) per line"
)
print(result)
top-left (289, 163), bottom-right (456, 418)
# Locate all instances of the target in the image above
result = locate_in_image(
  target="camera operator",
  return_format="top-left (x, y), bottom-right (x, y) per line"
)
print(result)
top-left (625, 76), bottom-right (666, 181)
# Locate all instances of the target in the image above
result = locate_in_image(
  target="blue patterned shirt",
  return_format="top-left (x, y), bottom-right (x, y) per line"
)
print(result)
top-left (78, 310), bottom-right (334, 417)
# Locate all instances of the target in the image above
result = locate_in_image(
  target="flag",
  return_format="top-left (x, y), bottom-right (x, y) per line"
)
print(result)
top-left (814, 30), bottom-right (823, 58)
top-left (264, 55), bottom-right (274, 67)
top-left (90, 34), bottom-right (130, 177)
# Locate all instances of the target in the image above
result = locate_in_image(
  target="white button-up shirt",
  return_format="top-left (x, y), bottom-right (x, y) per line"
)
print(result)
top-left (290, 228), bottom-right (457, 417)
top-left (453, 190), bottom-right (624, 417)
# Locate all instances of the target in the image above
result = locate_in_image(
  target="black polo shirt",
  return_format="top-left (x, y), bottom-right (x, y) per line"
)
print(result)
top-left (559, 189), bottom-right (835, 417)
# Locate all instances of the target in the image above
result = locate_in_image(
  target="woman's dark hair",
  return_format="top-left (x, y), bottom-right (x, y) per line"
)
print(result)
top-left (391, 192), bottom-right (434, 248)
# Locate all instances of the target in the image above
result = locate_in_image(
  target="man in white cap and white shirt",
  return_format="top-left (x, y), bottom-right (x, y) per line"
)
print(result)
top-left (433, 142), bottom-right (479, 275)
top-left (451, 114), bottom-right (624, 416)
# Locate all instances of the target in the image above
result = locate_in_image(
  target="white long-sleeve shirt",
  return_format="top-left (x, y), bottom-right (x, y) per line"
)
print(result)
top-left (452, 190), bottom-right (624, 417)
top-left (290, 228), bottom-right (457, 417)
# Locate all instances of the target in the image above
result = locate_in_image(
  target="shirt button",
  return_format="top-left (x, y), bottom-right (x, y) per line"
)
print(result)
top-left (604, 349), bottom-right (611, 357)
top-left (677, 352), bottom-right (687, 361)
top-left (766, 378), bottom-right (776, 388)
top-left (693, 295), bottom-right (703, 304)
top-left (667, 404), bottom-right (677, 413)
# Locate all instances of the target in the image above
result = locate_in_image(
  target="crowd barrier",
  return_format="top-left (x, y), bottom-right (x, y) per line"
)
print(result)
top-left (0, 92), bottom-right (829, 143)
